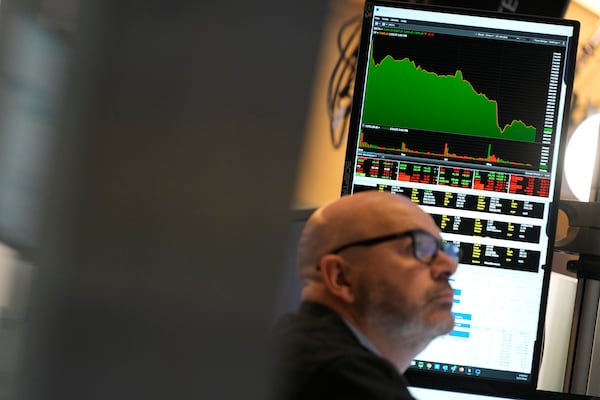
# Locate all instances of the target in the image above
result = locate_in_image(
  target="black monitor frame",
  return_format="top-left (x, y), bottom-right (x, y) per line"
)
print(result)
top-left (341, 1), bottom-right (579, 397)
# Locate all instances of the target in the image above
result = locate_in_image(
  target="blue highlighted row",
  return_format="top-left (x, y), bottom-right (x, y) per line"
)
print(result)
top-left (453, 312), bottom-right (472, 321)
top-left (451, 312), bottom-right (472, 338)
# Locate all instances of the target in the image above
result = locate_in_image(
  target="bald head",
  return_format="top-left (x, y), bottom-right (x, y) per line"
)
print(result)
top-left (297, 191), bottom-right (439, 282)
top-left (293, 191), bottom-right (458, 372)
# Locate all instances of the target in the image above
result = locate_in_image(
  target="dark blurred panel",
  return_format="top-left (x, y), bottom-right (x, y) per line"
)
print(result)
top-left (6, 1), bottom-right (327, 400)
top-left (0, 2), bottom-right (73, 398)
top-left (272, 208), bottom-right (314, 321)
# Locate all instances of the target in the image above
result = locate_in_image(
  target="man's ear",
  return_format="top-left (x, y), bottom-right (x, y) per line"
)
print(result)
top-left (318, 254), bottom-right (355, 303)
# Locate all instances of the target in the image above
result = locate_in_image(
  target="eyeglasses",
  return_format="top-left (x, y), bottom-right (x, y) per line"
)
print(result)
top-left (328, 230), bottom-right (461, 265)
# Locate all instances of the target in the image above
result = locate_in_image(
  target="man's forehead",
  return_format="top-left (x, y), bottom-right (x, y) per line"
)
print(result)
top-left (318, 192), bottom-right (437, 230)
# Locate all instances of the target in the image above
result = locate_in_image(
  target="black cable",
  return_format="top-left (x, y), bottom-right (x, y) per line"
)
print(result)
top-left (327, 13), bottom-right (361, 149)
top-left (327, 15), bottom-right (360, 123)
top-left (328, 15), bottom-right (360, 143)
top-left (327, 14), bottom-right (361, 111)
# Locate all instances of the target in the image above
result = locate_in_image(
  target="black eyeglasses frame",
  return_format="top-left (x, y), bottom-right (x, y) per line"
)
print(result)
top-left (327, 229), bottom-right (461, 265)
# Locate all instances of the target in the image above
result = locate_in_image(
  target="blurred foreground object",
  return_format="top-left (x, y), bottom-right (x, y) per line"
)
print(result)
top-left (0, 1), bottom-right (329, 399)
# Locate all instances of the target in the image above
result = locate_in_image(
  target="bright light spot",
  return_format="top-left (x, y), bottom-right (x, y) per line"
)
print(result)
top-left (564, 114), bottom-right (600, 201)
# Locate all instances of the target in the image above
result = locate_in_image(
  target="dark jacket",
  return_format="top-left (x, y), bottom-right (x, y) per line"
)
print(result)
top-left (272, 301), bottom-right (417, 400)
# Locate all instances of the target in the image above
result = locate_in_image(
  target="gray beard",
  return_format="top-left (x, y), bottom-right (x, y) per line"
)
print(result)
top-left (354, 276), bottom-right (455, 342)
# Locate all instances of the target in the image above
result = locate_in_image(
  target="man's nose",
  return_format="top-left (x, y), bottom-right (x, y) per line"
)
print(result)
top-left (431, 249), bottom-right (458, 280)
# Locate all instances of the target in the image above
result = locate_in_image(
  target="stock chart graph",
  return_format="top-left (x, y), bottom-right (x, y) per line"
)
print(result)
top-left (360, 30), bottom-right (563, 172)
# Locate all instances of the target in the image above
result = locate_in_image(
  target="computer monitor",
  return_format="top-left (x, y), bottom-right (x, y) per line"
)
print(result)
top-left (341, 1), bottom-right (579, 397)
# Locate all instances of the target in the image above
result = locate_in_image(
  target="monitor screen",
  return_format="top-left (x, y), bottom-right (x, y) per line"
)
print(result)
top-left (341, 1), bottom-right (579, 395)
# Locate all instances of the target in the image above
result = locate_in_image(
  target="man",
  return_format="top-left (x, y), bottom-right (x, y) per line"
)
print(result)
top-left (273, 191), bottom-right (460, 399)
